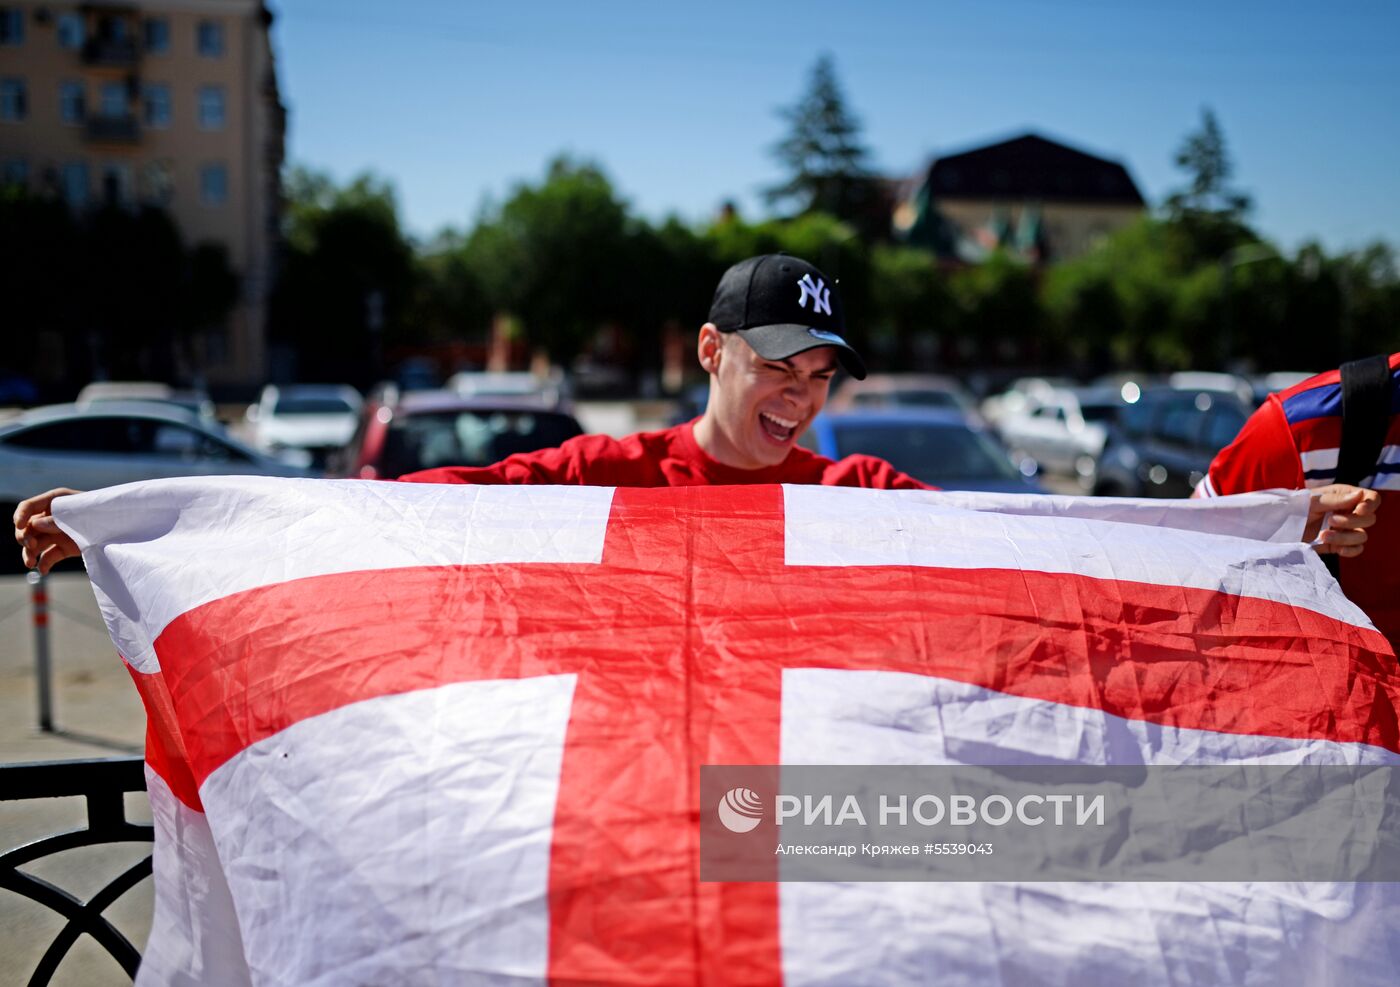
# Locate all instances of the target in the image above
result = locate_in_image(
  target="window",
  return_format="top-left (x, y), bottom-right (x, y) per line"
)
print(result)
top-left (143, 82), bottom-right (170, 127)
top-left (379, 411), bottom-right (584, 477)
top-left (59, 81), bottom-right (84, 124)
top-left (832, 422), bottom-right (1018, 484)
top-left (102, 162), bottom-right (132, 206)
top-left (5, 418), bottom-right (144, 453)
top-left (143, 17), bottom-right (168, 53)
top-left (0, 77), bottom-right (26, 121)
top-left (1155, 398), bottom-right (1206, 448)
top-left (1, 158), bottom-right (26, 188)
top-left (99, 81), bottom-right (126, 118)
top-left (200, 163), bottom-right (227, 205)
top-left (95, 14), bottom-right (126, 43)
top-left (62, 161), bottom-right (88, 207)
top-left (196, 19), bottom-right (223, 56)
top-left (57, 13), bottom-right (84, 49)
top-left (1202, 406), bottom-right (1247, 454)
top-left (1118, 399), bottom-right (1157, 438)
top-left (0, 7), bottom-right (23, 45)
top-left (3, 417), bottom-right (243, 459)
top-left (197, 85), bottom-right (224, 129)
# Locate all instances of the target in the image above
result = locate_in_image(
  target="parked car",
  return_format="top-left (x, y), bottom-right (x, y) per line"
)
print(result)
top-left (0, 400), bottom-right (314, 508)
top-left (800, 409), bottom-right (1044, 493)
top-left (995, 386), bottom-right (1123, 480)
top-left (668, 383), bottom-right (711, 427)
top-left (446, 371), bottom-right (570, 410)
top-left (979, 376), bottom-right (1075, 428)
top-left (826, 374), bottom-right (980, 420)
top-left (247, 384), bottom-right (363, 467)
top-left (1166, 371), bottom-right (1254, 406)
top-left (339, 390), bottom-right (586, 479)
top-left (1249, 371), bottom-right (1314, 406)
top-left (1091, 387), bottom-right (1252, 498)
top-left (77, 381), bottom-right (218, 424)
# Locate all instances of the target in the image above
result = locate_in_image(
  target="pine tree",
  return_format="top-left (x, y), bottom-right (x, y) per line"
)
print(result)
top-left (766, 55), bottom-right (875, 224)
top-left (1167, 108), bottom-right (1252, 220)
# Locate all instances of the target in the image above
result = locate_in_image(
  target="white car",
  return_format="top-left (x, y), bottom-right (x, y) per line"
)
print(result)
top-left (0, 402), bottom-right (314, 506)
top-left (446, 371), bottom-right (569, 410)
top-left (247, 385), bottom-right (363, 465)
top-left (996, 386), bottom-right (1123, 479)
top-left (76, 380), bottom-right (218, 423)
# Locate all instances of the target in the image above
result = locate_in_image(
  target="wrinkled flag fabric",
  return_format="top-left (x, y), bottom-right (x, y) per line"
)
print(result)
top-left (55, 477), bottom-right (1400, 986)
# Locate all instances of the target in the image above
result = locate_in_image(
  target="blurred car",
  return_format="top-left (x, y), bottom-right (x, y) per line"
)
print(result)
top-left (668, 383), bottom-right (711, 426)
top-left (1091, 387), bottom-right (1252, 498)
top-left (247, 384), bottom-right (363, 466)
top-left (799, 409), bottom-right (1044, 493)
top-left (1166, 371), bottom-right (1254, 406)
top-left (77, 381), bottom-right (218, 424)
top-left (392, 357), bottom-right (443, 392)
top-left (340, 390), bottom-right (586, 479)
top-left (1092, 371), bottom-right (1164, 406)
top-left (979, 376), bottom-right (1075, 428)
top-left (1249, 370), bottom-right (1314, 406)
top-left (826, 374), bottom-right (980, 420)
top-left (995, 386), bottom-right (1123, 480)
top-left (0, 402), bottom-right (315, 506)
top-left (447, 370), bottom-right (570, 410)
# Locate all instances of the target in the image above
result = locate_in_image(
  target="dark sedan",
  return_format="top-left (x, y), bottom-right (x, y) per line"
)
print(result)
top-left (338, 390), bottom-right (585, 479)
top-left (801, 410), bottom-right (1044, 493)
top-left (1091, 387), bottom-right (1251, 498)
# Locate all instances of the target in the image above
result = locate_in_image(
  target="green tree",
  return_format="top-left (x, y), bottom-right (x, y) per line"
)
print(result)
top-left (0, 189), bottom-right (81, 390)
top-left (1331, 242), bottom-right (1400, 360)
top-left (766, 55), bottom-right (878, 230)
top-left (270, 166), bottom-right (417, 384)
top-left (410, 233), bottom-right (492, 345)
top-left (460, 156), bottom-right (633, 367)
top-left (1166, 108), bottom-right (1251, 222)
top-left (1042, 217), bottom-right (1225, 370)
top-left (867, 244), bottom-right (954, 365)
top-left (948, 252), bottom-right (1042, 365)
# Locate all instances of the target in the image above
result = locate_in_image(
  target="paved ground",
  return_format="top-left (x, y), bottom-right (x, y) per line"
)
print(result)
top-left (1, 572), bottom-right (152, 985)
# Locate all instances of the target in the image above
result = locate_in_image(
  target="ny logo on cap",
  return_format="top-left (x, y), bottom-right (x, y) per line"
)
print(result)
top-left (796, 274), bottom-right (832, 316)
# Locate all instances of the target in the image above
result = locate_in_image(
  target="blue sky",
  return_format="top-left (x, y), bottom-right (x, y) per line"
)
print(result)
top-left (271, 0), bottom-right (1399, 253)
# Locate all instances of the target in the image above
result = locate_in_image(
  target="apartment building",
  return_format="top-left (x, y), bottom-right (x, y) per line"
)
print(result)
top-left (0, 0), bottom-right (284, 385)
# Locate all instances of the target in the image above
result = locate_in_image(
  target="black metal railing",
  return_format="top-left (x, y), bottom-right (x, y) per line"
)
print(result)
top-left (81, 37), bottom-right (140, 67)
top-left (0, 756), bottom-right (151, 985)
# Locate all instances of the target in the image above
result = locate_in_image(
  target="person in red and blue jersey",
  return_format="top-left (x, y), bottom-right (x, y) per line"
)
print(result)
top-left (1196, 354), bottom-right (1398, 650)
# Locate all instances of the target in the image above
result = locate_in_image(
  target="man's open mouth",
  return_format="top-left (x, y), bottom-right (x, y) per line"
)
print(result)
top-left (759, 411), bottom-right (797, 444)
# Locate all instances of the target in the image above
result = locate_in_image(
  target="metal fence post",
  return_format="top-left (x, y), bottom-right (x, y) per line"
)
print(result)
top-left (29, 570), bottom-right (53, 733)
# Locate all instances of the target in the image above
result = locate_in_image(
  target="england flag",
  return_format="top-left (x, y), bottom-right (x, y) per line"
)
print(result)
top-left (54, 477), bottom-right (1400, 986)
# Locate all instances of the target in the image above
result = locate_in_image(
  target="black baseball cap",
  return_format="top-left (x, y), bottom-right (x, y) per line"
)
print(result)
top-left (708, 254), bottom-right (867, 380)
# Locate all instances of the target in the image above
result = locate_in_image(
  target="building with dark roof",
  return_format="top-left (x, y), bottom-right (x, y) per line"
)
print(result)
top-left (894, 133), bottom-right (1146, 263)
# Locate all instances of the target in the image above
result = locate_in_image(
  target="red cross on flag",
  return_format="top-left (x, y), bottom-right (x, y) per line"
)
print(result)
top-left (55, 477), bottom-right (1400, 986)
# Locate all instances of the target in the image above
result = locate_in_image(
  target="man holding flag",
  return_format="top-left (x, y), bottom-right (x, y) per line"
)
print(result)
top-left (8, 254), bottom-right (1396, 986)
top-left (13, 254), bottom-right (1381, 564)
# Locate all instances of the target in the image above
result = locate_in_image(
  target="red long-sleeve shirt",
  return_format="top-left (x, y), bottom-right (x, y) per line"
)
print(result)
top-left (399, 421), bottom-right (930, 490)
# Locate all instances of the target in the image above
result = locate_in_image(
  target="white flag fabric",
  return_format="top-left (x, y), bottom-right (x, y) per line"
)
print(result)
top-left (54, 477), bottom-right (1400, 986)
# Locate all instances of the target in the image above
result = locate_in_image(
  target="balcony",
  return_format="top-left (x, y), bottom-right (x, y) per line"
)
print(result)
top-left (81, 36), bottom-right (140, 68)
top-left (85, 114), bottom-right (141, 145)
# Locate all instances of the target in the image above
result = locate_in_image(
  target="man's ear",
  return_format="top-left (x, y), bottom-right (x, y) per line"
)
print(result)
top-left (698, 324), bottom-right (723, 375)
